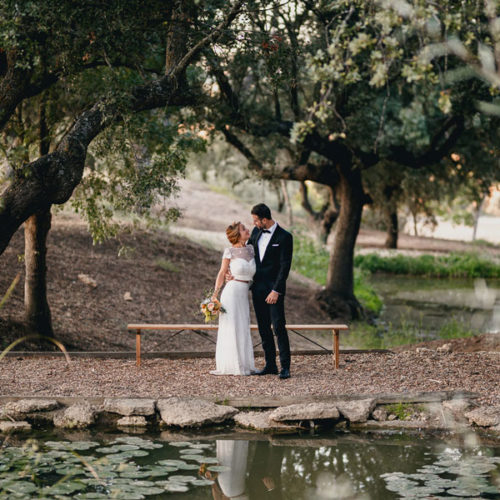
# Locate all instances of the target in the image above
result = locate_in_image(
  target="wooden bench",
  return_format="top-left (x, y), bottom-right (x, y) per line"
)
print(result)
top-left (127, 324), bottom-right (349, 368)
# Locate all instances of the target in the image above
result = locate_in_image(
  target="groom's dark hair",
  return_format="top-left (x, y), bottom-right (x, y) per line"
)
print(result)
top-left (251, 203), bottom-right (272, 220)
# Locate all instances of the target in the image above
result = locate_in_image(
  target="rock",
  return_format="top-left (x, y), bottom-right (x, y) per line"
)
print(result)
top-left (416, 347), bottom-right (431, 353)
top-left (388, 414), bottom-right (397, 421)
top-left (103, 398), bottom-right (156, 416)
top-left (355, 420), bottom-right (445, 430)
top-left (372, 407), bottom-right (387, 421)
top-left (336, 399), bottom-right (376, 423)
top-left (235, 411), bottom-right (302, 433)
top-left (156, 398), bottom-right (237, 428)
top-left (270, 403), bottom-right (340, 422)
top-left (465, 406), bottom-right (500, 427)
top-left (117, 416), bottom-right (148, 427)
top-left (442, 399), bottom-right (471, 422)
top-left (437, 343), bottom-right (452, 353)
top-left (3, 399), bottom-right (59, 418)
top-left (78, 273), bottom-right (97, 288)
top-left (0, 421), bottom-right (31, 433)
top-left (123, 292), bottom-right (133, 301)
top-left (53, 403), bottom-right (96, 429)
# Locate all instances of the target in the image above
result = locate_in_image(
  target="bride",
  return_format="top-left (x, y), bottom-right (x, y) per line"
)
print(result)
top-left (210, 221), bottom-right (256, 376)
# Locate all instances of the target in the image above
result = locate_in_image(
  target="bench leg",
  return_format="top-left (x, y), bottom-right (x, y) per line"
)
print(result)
top-left (136, 330), bottom-right (141, 367)
top-left (333, 329), bottom-right (339, 369)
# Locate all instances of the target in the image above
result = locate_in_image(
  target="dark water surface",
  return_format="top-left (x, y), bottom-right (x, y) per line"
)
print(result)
top-left (1, 428), bottom-right (499, 499)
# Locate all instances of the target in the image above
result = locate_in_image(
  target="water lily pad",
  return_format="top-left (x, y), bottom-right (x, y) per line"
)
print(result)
top-left (417, 465), bottom-right (446, 474)
top-left (407, 473), bottom-right (440, 481)
top-left (425, 478), bottom-right (459, 488)
top-left (4, 481), bottom-right (39, 495)
top-left (207, 465), bottom-right (231, 473)
top-left (384, 478), bottom-right (419, 492)
top-left (65, 441), bottom-right (100, 450)
top-left (132, 486), bottom-right (166, 495)
top-left (157, 459), bottom-right (186, 467)
top-left (96, 446), bottom-right (121, 454)
top-left (482, 485), bottom-right (500, 494)
top-left (54, 466), bottom-right (85, 475)
top-left (108, 489), bottom-right (145, 500)
top-left (177, 463), bottom-right (200, 471)
top-left (141, 466), bottom-right (172, 477)
top-left (120, 469), bottom-right (155, 479)
top-left (446, 487), bottom-right (481, 497)
top-left (400, 486), bottom-right (445, 497)
top-left (189, 443), bottom-right (212, 450)
top-left (42, 481), bottom-right (86, 495)
top-left (45, 441), bottom-right (72, 449)
top-left (77, 494), bottom-right (110, 499)
top-left (113, 437), bottom-right (162, 449)
top-left (168, 474), bottom-right (197, 483)
top-left (117, 450), bottom-right (149, 458)
top-left (162, 483), bottom-right (189, 493)
top-left (380, 472), bottom-right (405, 479)
top-left (190, 478), bottom-right (215, 486)
top-left (168, 441), bottom-right (193, 447)
top-left (180, 448), bottom-right (205, 455)
top-left (45, 450), bottom-right (72, 459)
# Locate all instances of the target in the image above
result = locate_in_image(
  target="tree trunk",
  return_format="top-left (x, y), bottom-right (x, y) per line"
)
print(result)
top-left (316, 163), bottom-right (363, 320)
top-left (472, 194), bottom-right (486, 241)
top-left (384, 209), bottom-right (398, 249)
top-left (24, 209), bottom-right (53, 336)
top-left (299, 181), bottom-right (338, 242)
top-left (280, 179), bottom-right (293, 226)
top-left (24, 94), bottom-right (54, 336)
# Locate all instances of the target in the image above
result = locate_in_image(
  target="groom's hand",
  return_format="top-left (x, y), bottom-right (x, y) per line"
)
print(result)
top-left (225, 270), bottom-right (234, 282)
top-left (265, 290), bottom-right (279, 304)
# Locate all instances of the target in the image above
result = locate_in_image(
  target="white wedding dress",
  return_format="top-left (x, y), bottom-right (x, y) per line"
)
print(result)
top-left (211, 246), bottom-right (256, 376)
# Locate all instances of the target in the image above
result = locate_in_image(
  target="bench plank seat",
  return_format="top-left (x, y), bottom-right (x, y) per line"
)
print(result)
top-left (127, 323), bottom-right (349, 368)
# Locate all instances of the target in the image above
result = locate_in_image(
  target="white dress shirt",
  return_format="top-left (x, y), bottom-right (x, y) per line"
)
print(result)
top-left (258, 222), bottom-right (277, 261)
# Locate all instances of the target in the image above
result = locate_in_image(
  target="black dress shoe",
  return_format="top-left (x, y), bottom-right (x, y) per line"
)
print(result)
top-left (254, 366), bottom-right (279, 376)
top-left (279, 368), bottom-right (290, 379)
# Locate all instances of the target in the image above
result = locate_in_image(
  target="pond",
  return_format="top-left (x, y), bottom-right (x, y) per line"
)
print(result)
top-left (369, 276), bottom-right (500, 337)
top-left (1, 428), bottom-right (499, 499)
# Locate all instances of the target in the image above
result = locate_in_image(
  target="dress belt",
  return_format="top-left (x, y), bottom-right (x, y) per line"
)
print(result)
top-left (234, 279), bottom-right (250, 283)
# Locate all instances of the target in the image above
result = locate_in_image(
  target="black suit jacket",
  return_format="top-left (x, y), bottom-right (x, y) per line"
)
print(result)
top-left (249, 224), bottom-right (293, 296)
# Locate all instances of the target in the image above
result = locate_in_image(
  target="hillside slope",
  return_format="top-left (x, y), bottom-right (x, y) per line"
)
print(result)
top-left (0, 213), bottom-right (332, 352)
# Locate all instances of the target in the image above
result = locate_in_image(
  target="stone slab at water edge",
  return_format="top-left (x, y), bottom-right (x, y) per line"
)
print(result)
top-left (0, 395), bottom-right (499, 437)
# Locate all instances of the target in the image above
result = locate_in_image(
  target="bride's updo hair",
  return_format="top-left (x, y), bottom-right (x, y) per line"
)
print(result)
top-left (226, 221), bottom-right (241, 245)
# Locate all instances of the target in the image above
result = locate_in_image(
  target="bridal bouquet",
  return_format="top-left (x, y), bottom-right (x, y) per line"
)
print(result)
top-left (200, 295), bottom-right (226, 323)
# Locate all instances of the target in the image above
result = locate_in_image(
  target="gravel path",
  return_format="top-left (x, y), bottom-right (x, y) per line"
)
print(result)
top-left (2, 351), bottom-right (499, 406)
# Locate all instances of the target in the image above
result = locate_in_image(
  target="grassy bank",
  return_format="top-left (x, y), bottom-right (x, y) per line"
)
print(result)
top-left (354, 252), bottom-right (500, 278)
top-left (292, 235), bottom-right (382, 315)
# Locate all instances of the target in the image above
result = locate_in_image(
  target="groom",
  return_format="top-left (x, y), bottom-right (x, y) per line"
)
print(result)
top-left (248, 203), bottom-right (293, 379)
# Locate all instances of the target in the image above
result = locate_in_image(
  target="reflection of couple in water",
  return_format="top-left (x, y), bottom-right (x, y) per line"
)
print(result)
top-left (209, 439), bottom-right (284, 500)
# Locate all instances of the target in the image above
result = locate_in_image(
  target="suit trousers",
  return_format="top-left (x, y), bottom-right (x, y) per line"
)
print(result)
top-left (252, 290), bottom-right (290, 370)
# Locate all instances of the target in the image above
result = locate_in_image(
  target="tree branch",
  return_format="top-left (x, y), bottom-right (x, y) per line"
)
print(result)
top-left (0, 1), bottom-right (245, 256)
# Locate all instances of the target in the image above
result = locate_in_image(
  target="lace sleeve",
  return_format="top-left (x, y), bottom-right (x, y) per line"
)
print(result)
top-left (222, 248), bottom-right (232, 260)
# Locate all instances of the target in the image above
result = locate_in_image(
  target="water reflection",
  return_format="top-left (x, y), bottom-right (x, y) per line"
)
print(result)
top-left (214, 440), bottom-right (249, 499)
top-left (1, 431), bottom-right (498, 499)
top-left (210, 434), bottom-right (500, 500)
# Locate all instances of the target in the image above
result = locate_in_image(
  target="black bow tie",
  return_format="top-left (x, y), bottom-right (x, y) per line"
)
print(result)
top-left (261, 229), bottom-right (271, 233)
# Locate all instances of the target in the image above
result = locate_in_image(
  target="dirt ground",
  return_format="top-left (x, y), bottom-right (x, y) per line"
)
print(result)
top-left (0, 179), bottom-right (498, 354)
